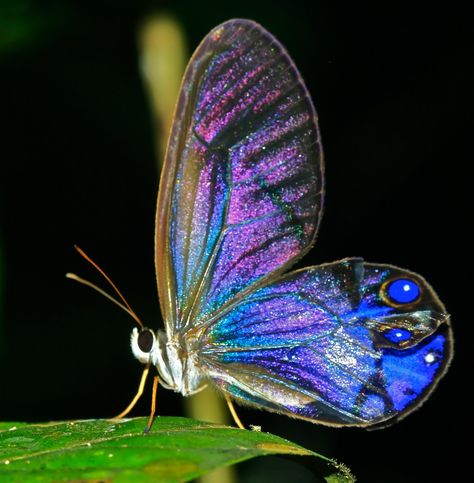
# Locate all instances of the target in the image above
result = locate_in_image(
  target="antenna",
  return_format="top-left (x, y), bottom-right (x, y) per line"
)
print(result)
top-left (67, 245), bottom-right (144, 328)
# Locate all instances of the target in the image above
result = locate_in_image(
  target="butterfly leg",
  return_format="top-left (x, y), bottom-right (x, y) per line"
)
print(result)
top-left (113, 365), bottom-right (150, 419)
top-left (224, 393), bottom-right (245, 429)
top-left (144, 375), bottom-right (159, 433)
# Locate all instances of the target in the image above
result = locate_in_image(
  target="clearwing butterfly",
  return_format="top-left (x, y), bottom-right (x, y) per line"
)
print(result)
top-left (72, 19), bottom-right (453, 430)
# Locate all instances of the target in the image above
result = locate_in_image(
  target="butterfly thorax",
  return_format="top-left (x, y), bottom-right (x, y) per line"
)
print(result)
top-left (131, 327), bottom-right (205, 396)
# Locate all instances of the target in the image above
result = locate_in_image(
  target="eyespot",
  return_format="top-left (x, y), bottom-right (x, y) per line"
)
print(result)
top-left (137, 329), bottom-right (155, 353)
top-left (384, 278), bottom-right (421, 305)
top-left (384, 328), bottom-right (412, 344)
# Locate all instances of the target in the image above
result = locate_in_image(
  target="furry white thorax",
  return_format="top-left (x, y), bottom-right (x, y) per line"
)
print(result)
top-left (130, 327), bottom-right (205, 396)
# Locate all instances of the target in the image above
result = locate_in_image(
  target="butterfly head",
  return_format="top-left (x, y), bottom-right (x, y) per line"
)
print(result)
top-left (130, 327), bottom-right (177, 389)
top-left (130, 327), bottom-right (205, 395)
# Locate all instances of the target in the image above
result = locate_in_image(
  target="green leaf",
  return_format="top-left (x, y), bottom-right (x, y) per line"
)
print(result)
top-left (0, 417), bottom-right (354, 482)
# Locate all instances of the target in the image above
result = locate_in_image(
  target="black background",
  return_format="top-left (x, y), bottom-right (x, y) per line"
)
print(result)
top-left (1, 1), bottom-right (471, 481)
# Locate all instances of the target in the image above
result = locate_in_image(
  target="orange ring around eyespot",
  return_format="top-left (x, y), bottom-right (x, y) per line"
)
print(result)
top-left (380, 277), bottom-right (423, 308)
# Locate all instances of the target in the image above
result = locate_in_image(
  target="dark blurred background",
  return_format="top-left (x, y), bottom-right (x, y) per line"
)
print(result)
top-left (1, 1), bottom-right (471, 482)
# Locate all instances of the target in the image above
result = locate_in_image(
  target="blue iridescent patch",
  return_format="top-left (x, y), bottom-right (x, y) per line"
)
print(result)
top-left (386, 278), bottom-right (420, 304)
top-left (382, 333), bottom-right (447, 411)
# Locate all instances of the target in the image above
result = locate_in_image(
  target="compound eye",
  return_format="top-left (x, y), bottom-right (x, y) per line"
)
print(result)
top-left (137, 329), bottom-right (155, 353)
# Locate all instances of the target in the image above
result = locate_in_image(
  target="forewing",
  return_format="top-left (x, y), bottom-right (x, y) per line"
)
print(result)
top-left (155, 19), bottom-right (323, 334)
top-left (199, 259), bottom-right (453, 427)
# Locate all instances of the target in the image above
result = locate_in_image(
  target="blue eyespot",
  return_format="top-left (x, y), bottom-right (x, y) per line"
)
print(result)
top-left (387, 278), bottom-right (420, 304)
top-left (385, 328), bottom-right (412, 343)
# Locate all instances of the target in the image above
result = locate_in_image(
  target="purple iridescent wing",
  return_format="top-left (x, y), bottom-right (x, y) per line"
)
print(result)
top-left (199, 259), bottom-right (453, 426)
top-left (155, 19), bottom-right (323, 333)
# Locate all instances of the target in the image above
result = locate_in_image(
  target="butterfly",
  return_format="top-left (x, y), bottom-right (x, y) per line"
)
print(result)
top-left (70, 18), bottom-right (452, 431)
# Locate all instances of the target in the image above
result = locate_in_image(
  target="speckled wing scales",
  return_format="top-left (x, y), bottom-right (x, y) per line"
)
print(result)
top-left (199, 259), bottom-right (452, 426)
top-left (155, 19), bottom-right (323, 334)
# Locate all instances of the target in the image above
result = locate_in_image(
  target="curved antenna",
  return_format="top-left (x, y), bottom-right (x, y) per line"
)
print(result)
top-left (67, 245), bottom-right (144, 329)
top-left (65, 272), bottom-right (140, 323)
